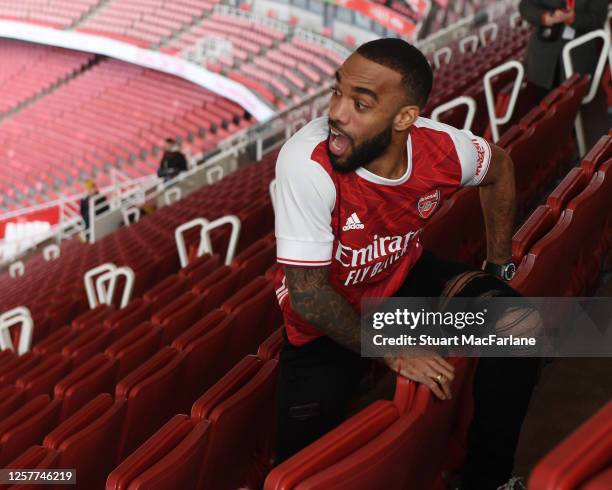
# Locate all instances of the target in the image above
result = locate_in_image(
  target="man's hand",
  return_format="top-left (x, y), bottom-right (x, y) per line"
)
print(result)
top-left (542, 9), bottom-right (574, 26)
top-left (385, 353), bottom-right (455, 400)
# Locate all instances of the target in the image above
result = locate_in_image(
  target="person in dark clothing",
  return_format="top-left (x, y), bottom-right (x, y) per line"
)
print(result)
top-left (519, 0), bottom-right (608, 101)
top-left (80, 179), bottom-right (110, 233)
top-left (158, 138), bottom-right (188, 182)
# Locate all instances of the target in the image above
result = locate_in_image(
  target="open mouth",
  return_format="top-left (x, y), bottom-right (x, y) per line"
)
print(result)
top-left (329, 126), bottom-right (351, 157)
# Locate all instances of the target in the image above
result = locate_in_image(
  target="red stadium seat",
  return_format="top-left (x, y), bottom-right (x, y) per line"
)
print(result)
top-left (143, 275), bottom-right (189, 314)
top-left (43, 394), bottom-right (126, 488)
top-left (0, 351), bottom-right (41, 385)
top-left (151, 292), bottom-right (207, 344)
top-left (546, 167), bottom-right (590, 217)
top-left (171, 309), bottom-right (234, 414)
top-left (528, 401), bottom-right (612, 490)
top-left (61, 325), bottom-right (114, 367)
top-left (54, 353), bottom-right (117, 421)
top-left (72, 304), bottom-right (116, 330)
top-left (192, 355), bottom-right (279, 490)
top-left (178, 253), bottom-right (222, 284)
top-left (2, 445), bottom-right (60, 475)
top-left (232, 238), bottom-right (277, 287)
top-left (192, 265), bottom-right (242, 314)
top-left (0, 385), bottom-right (26, 421)
top-left (104, 299), bottom-right (152, 337)
top-left (257, 327), bottom-right (285, 361)
top-left (115, 346), bottom-right (187, 461)
top-left (0, 395), bottom-right (62, 466)
top-left (104, 321), bottom-right (163, 381)
top-left (512, 206), bottom-right (557, 265)
top-left (106, 415), bottom-right (210, 490)
top-left (222, 276), bottom-right (278, 362)
top-left (581, 133), bottom-right (612, 175)
top-left (15, 353), bottom-right (72, 401)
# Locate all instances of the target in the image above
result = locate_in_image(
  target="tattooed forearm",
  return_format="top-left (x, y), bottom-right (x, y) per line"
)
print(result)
top-left (284, 265), bottom-right (362, 354)
top-left (479, 145), bottom-right (515, 263)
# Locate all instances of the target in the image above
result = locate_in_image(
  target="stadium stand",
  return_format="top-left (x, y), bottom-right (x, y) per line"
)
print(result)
top-left (77, 0), bottom-right (222, 48)
top-left (0, 0), bottom-right (100, 28)
top-left (0, 40), bottom-right (94, 116)
top-left (0, 48), bottom-right (252, 209)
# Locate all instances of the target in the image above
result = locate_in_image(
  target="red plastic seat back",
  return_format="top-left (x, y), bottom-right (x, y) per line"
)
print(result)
top-left (528, 401), bottom-right (612, 490)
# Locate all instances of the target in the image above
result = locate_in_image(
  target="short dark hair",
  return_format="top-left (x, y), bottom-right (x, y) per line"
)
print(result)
top-left (165, 138), bottom-right (175, 145)
top-left (356, 38), bottom-right (433, 109)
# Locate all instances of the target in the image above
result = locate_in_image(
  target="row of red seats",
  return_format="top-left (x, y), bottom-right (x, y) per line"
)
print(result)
top-left (510, 131), bottom-right (612, 296)
top-left (0, 0), bottom-right (99, 28)
top-left (0, 263), bottom-right (282, 487)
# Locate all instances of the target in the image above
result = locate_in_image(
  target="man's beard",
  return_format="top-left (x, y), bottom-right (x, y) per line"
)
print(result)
top-left (328, 123), bottom-right (393, 173)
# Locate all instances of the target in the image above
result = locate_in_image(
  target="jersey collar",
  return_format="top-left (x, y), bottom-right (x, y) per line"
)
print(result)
top-left (354, 133), bottom-right (413, 186)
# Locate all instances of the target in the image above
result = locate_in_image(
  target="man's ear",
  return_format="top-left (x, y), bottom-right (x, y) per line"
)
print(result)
top-left (394, 105), bottom-right (419, 131)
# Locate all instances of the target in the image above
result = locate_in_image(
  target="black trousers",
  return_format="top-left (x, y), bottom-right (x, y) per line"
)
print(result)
top-left (275, 251), bottom-right (539, 489)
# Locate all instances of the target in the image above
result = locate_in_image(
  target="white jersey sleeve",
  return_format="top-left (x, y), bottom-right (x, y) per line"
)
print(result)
top-left (446, 126), bottom-right (493, 186)
top-left (274, 139), bottom-right (336, 267)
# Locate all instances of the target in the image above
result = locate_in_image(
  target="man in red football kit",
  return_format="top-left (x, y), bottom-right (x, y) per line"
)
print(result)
top-left (274, 38), bottom-right (538, 490)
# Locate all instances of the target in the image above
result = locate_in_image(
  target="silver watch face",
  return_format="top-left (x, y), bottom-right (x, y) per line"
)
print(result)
top-left (502, 263), bottom-right (516, 281)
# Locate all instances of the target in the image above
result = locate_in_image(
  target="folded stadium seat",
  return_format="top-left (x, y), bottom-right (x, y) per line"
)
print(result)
top-left (512, 162), bottom-right (612, 296)
top-left (0, 352), bottom-right (41, 385)
top-left (191, 355), bottom-right (279, 490)
top-left (104, 299), bottom-right (152, 337)
top-left (191, 265), bottom-right (242, 314)
top-left (144, 274), bottom-right (188, 312)
top-left (1, 445), bottom-right (60, 480)
top-left (506, 113), bottom-right (561, 218)
top-left (151, 292), bottom-right (207, 344)
top-left (512, 205), bottom-right (557, 265)
top-left (47, 296), bottom-right (89, 331)
top-left (232, 237), bottom-right (277, 287)
top-left (257, 327), bottom-right (284, 361)
top-left (421, 187), bottom-right (485, 267)
top-left (115, 346), bottom-right (187, 462)
top-left (54, 353), bottom-right (117, 422)
top-left (544, 80), bottom-right (590, 181)
top-left (178, 253), bottom-right (222, 284)
top-left (61, 325), bottom-right (115, 367)
top-left (528, 401), bottom-right (612, 490)
top-left (104, 322), bottom-right (163, 382)
top-left (106, 415), bottom-right (210, 490)
top-left (221, 276), bottom-right (278, 363)
top-left (32, 325), bottom-right (80, 357)
top-left (265, 360), bottom-right (474, 490)
top-left (546, 167), bottom-right (590, 217)
top-left (580, 467), bottom-right (612, 489)
top-left (0, 395), bottom-right (62, 466)
top-left (15, 353), bottom-right (72, 401)
top-left (581, 133), bottom-right (612, 175)
top-left (171, 309), bottom-right (235, 413)
top-left (71, 304), bottom-right (116, 331)
top-left (41, 394), bottom-right (125, 489)
top-left (0, 385), bottom-right (26, 421)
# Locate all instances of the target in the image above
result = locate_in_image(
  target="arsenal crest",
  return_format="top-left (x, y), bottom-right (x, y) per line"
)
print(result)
top-left (417, 190), bottom-right (440, 219)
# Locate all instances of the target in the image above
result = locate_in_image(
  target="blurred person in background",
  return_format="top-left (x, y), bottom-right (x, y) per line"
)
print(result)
top-left (158, 138), bottom-right (188, 182)
top-left (79, 179), bottom-right (109, 240)
top-left (519, 0), bottom-right (607, 101)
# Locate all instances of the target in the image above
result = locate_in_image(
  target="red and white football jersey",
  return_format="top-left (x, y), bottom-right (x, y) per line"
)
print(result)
top-left (275, 116), bottom-right (492, 346)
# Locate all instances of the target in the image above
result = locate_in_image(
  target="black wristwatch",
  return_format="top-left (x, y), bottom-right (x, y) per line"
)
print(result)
top-left (482, 261), bottom-right (516, 281)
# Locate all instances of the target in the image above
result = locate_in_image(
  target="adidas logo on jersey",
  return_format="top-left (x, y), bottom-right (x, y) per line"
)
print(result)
top-left (342, 213), bottom-right (365, 231)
